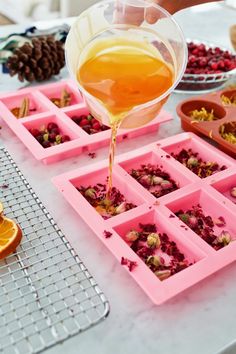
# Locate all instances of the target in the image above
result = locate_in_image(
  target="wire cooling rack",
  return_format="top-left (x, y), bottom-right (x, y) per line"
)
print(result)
top-left (0, 147), bottom-right (109, 354)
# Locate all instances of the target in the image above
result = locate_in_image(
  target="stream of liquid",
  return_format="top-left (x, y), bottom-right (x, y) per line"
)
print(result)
top-left (77, 36), bottom-right (174, 197)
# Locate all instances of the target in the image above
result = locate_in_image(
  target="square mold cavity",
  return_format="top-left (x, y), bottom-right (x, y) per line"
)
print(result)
top-left (112, 209), bottom-right (210, 304)
top-left (119, 151), bottom-right (193, 198)
top-left (69, 166), bottom-right (146, 220)
top-left (114, 209), bottom-right (206, 267)
top-left (22, 114), bottom-right (80, 148)
top-left (162, 135), bottom-right (232, 178)
top-left (211, 172), bottom-right (236, 205)
top-left (39, 82), bottom-right (82, 107)
top-left (165, 187), bottom-right (236, 250)
top-left (1, 92), bottom-right (47, 117)
top-left (65, 106), bottom-right (110, 136)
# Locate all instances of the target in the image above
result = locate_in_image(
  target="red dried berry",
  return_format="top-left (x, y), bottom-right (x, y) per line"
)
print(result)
top-left (29, 128), bottom-right (40, 137)
top-left (92, 122), bottom-right (101, 131)
top-left (49, 133), bottom-right (57, 142)
top-left (36, 135), bottom-right (43, 143)
top-left (42, 140), bottom-right (51, 148)
top-left (61, 135), bottom-right (70, 143)
top-left (29, 121), bottom-right (70, 148)
top-left (186, 42), bottom-right (236, 75)
top-left (50, 127), bottom-right (60, 135)
top-left (72, 113), bottom-right (109, 135)
top-left (80, 118), bottom-right (89, 127)
top-left (47, 122), bottom-right (58, 132)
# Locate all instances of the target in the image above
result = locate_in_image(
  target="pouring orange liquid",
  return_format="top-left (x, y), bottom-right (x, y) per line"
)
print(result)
top-left (77, 37), bottom-right (174, 196)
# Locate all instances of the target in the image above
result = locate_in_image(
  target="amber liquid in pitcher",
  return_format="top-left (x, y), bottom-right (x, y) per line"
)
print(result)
top-left (77, 37), bottom-right (174, 196)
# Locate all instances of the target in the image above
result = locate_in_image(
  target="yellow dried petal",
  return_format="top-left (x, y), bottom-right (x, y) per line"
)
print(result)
top-left (189, 107), bottom-right (217, 122)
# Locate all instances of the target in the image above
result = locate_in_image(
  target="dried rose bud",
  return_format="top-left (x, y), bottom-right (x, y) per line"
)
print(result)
top-left (55, 135), bottom-right (61, 144)
top-left (188, 216), bottom-right (198, 228)
top-left (146, 255), bottom-right (161, 267)
top-left (179, 213), bottom-right (189, 223)
top-left (217, 230), bottom-right (231, 246)
top-left (102, 198), bottom-right (112, 208)
top-left (155, 269), bottom-right (171, 281)
top-left (139, 175), bottom-right (153, 187)
top-left (230, 187), bottom-right (236, 198)
top-left (43, 133), bottom-right (49, 142)
top-left (152, 176), bottom-right (163, 185)
top-left (214, 216), bottom-right (226, 227)
top-left (84, 188), bottom-right (97, 199)
top-left (187, 157), bottom-right (199, 167)
top-left (115, 202), bottom-right (127, 214)
top-left (125, 230), bottom-right (139, 242)
top-left (147, 233), bottom-right (161, 248)
top-left (161, 180), bottom-right (173, 190)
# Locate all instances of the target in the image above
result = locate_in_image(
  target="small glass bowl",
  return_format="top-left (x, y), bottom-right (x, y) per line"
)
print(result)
top-left (175, 39), bottom-right (236, 94)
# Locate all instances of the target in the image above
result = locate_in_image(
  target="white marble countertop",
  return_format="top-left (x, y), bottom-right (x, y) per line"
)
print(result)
top-left (0, 3), bottom-right (236, 354)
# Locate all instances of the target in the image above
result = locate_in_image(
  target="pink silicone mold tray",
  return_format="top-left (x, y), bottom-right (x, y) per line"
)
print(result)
top-left (53, 132), bottom-right (236, 304)
top-left (0, 80), bottom-right (172, 164)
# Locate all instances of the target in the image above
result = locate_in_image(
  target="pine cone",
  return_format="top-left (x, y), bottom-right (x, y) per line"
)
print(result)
top-left (6, 36), bottom-right (65, 82)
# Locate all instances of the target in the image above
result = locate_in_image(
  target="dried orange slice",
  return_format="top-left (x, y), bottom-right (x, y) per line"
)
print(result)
top-left (0, 215), bottom-right (22, 259)
top-left (0, 201), bottom-right (3, 215)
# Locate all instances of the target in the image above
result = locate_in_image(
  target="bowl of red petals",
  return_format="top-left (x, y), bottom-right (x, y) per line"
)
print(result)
top-left (176, 39), bottom-right (236, 93)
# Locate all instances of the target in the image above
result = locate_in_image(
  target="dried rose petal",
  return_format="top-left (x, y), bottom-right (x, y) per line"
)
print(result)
top-left (121, 257), bottom-right (137, 271)
top-left (137, 246), bottom-right (153, 259)
top-left (139, 223), bottom-right (157, 233)
top-left (103, 230), bottom-right (112, 238)
top-left (121, 257), bottom-right (128, 265)
top-left (88, 152), bottom-right (96, 159)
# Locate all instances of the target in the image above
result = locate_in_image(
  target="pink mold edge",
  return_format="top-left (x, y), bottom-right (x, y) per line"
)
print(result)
top-left (52, 132), bottom-right (236, 304)
top-left (0, 79), bottom-right (172, 164)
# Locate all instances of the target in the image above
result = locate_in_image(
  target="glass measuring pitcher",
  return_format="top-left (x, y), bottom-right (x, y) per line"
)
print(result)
top-left (65, 0), bottom-right (187, 129)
